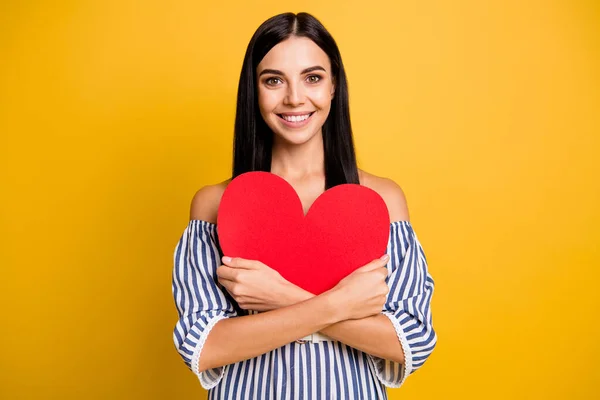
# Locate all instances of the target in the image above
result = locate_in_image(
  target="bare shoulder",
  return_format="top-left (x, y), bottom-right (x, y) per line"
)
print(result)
top-left (189, 179), bottom-right (231, 223)
top-left (358, 169), bottom-right (410, 223)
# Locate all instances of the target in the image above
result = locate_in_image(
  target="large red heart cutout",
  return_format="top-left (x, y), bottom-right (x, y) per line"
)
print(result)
top-left (216, 171), bottom-right (390, 295)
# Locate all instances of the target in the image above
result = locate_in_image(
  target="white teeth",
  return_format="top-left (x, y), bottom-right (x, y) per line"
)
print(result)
top-left (281, 113), bottom-right (311, 122)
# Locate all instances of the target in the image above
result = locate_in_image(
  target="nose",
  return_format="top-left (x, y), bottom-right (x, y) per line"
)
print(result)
top-left (283, 81), bottom-right (305, 107)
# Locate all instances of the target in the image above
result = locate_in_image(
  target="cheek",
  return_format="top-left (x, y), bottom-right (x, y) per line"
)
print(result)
top-left (309, 87), bottom-right (333, 109)
top-left (258, 89), bottom-right (280, 114)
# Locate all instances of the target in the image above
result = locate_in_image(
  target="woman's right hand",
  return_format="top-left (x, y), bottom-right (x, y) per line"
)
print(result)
top-left (328, 254), bottom-right (390, 321)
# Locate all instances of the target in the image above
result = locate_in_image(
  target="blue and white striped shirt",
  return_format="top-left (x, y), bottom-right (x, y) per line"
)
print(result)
top-left (172, 220), bottom-right (436, 399)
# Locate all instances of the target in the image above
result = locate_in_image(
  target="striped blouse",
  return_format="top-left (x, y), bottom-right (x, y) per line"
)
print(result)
top-left (172, 219), bottom-right (436, 399)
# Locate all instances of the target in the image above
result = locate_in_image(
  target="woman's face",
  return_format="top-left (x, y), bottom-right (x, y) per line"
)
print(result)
top-left (256, 36), bottom-right (335, 146)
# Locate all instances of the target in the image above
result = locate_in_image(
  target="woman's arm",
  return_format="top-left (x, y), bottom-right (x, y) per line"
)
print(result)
top-left (200, 257), bottom-right (389, 372)
top-left (198, 290), bottom-right (340, 372)
top-left (321, 315), bottom-right (405, 363)
top-left (287, 288), bottom-right (405, 363)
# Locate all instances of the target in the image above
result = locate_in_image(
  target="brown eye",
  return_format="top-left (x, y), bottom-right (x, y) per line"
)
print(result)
top-left (307, 75), bottom-right (322, 83)
top-left (265, 77), bottom-right (282, 86)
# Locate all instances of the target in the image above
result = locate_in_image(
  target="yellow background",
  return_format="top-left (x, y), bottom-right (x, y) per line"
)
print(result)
top-left (1, 0), bottom-right (598, 399)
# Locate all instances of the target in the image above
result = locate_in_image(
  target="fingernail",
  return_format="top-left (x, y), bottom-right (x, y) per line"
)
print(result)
top-left (222, 256), bottom-right (232, 263)
top-left (380, 254), bottom-right (390, 261)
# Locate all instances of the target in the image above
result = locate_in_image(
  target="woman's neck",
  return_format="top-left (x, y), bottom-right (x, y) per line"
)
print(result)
top-left (270, 132), bottom-right (325, 181)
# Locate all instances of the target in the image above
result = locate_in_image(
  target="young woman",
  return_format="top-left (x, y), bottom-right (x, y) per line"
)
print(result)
top-left (172, 12), bottom-right (436, 399)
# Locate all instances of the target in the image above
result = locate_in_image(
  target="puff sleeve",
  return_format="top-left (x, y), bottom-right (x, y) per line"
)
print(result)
top-left (369, 221), bottom-right (437, 388)
top-left (172, 220), bottom-right (238, 389)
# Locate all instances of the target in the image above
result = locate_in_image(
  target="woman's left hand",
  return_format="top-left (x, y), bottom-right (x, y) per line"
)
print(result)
top-left (217, 256), bottom-right (313, 312)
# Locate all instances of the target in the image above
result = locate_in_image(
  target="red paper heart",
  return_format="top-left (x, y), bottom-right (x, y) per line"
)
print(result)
top-left (217, 171), bottom-right (390, 295)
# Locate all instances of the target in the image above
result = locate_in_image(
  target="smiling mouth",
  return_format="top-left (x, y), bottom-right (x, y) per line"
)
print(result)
top-left (277, 112), bottom-right (315, 123)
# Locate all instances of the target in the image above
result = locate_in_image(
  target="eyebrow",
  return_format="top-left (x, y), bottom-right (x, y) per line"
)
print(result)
top-left (258, 65), bottom-right (327, 77)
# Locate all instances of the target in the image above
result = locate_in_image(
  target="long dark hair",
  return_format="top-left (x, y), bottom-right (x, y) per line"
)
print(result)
top-left (232, 12), bottom-right (359, 189)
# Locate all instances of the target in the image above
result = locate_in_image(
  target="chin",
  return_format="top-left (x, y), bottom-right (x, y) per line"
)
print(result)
top-left (272, 129), bottom-right (318, 145)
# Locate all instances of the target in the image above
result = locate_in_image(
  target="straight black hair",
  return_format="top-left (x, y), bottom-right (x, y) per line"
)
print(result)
top-left (232, 12), bottom-right (359, 189)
